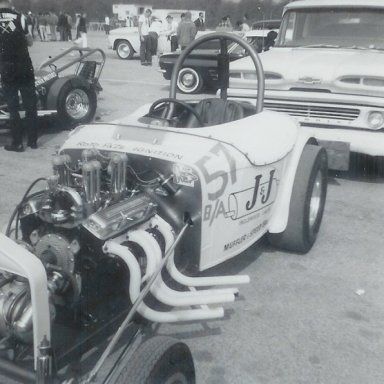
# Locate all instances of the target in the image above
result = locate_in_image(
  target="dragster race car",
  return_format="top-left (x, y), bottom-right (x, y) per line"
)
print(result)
top-left (0, 33), bottom-right (327, 383)
top-left (0, 46), bottom-right (105, 127)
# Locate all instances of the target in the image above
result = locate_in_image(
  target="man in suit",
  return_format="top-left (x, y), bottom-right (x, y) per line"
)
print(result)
top-left (194, 12), bottom-right (205, 31)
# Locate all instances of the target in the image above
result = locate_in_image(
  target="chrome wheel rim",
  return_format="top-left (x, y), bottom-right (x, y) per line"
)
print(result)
top-left (65, 89), bottom-right (89, 120)
top-left (309, 171), bottom-right (322, 228)
top-left (177, 68), bottom-right (199, 93)
top-left (164, 372), bottom-right (188, 384)
top-left (118, 43), bottom-right (130, 58)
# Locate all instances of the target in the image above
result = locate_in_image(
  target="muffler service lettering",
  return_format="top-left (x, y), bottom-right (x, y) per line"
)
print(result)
top-left (224, 220), bottom-right (268, 251)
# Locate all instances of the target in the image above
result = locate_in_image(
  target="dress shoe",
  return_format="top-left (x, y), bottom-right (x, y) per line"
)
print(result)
top-left (4, 144), bottom-right (24, 152)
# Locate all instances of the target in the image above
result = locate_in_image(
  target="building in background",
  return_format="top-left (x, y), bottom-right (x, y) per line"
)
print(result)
top-left (112, 4), bottom-right (204, 26)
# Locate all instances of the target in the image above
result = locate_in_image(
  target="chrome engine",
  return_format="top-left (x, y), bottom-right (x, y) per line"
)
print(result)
top-left (1, 148), bottom-right (248, 349)
top-left (1, 149), bottom-right (164, 343)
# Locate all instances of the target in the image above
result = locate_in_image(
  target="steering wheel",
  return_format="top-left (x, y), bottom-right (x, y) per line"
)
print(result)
top-left (149, 32), bottom-right (265, 125)
top-left (148, 98), bottom-right (205, 127)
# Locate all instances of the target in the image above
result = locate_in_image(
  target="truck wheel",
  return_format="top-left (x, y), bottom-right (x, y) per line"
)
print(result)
top-left (57, 83), bottom-right (97, 126)
top-left (177, 68), bottom-right (203, 94)
top-left (269, 145), bottom-right (328, 253)
top-left (114, 336), bottom-right (195, 384)
top-left (116, 40), bottom-right (134, 60)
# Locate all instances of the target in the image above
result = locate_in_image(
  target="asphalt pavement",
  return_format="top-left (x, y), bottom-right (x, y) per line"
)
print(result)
top-left (0, 32), bottom-right (384, 384)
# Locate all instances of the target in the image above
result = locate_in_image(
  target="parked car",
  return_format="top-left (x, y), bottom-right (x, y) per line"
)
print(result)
top-left (251, 19), bottom-right (281, 31)
top-left (0, 32), bottom-right (326, 383)
top-left (227, 0), bottom-right (384, 171)
top-left (108, 26), bottom-right (214, 60)
top-left (108, 26), bottom-right (140, 60)
top-left (159, 27), bottom-right (280, 94)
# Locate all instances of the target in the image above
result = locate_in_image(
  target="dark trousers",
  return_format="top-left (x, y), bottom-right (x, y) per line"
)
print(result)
top-left (148, 32), bottom-right (158, 56)
top-left (170, 36), bottom-right (178, 52)
top-left (2, 77), bottom-right (38, 146)
top-left (140, 35), bottom-right (152, 64)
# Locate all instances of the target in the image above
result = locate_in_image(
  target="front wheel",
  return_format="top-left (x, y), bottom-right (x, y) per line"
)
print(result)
top-left (56, 83), bottom-right (97, 126)
top-left (116, 40), bottom-right (134, 60)
top-left (177, 67), bottom-right (203, 94)
top-left (114, 336), bottom-right (195, 384)
top-left (269, 145), bottom-right (328, 253)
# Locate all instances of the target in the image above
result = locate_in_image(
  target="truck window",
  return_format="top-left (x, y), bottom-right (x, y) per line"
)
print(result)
top-left (277, 8), bottom-right (384, 49)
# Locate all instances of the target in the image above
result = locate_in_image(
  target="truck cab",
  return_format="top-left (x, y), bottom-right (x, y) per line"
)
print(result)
top-left (228, 0), bottom-right (384, 170)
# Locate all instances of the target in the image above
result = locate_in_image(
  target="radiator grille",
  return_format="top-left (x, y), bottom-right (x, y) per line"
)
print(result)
top-left (264, 102), bottom-right (360, 121)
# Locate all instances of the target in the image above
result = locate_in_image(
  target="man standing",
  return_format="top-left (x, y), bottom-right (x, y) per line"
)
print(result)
top-left (74, 12), bottom-right (87, 48)
top-left (138, 8), bottom-right (152, 66)
top-left (104, 14), bottom-right (110, 35)
top-left (177, 11), bottom-right (197, 50)
top-left (241, 14), bottom-right (250, 33)
top-left (194, 12), bottom-right (205, 31)
top-left (0, 0), bottom-right (38, 151)
top-left (165, 15), bottom-right (178, 52)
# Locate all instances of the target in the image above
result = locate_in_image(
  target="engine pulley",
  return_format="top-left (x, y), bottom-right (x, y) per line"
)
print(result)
top-left (34, 233), bottom-right (80, 275)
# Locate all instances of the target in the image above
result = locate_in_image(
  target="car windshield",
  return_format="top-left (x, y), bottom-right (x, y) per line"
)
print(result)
top-left (277, 8), bottom-right (384, 49)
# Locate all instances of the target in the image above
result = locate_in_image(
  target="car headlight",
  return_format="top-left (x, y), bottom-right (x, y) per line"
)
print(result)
top-left (367, 111), bottom-right (384, 129)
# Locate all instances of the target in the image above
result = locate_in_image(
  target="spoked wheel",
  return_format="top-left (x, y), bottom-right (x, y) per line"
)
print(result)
top-left (269, 145), bottom-right (328, 253)
top-left (113, 336), bottom-right (195, 384)
top-left (57, 83), bottom-right (97, 126)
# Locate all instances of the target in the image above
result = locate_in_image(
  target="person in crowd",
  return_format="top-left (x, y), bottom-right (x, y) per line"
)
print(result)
top-left (177, 11), bottom-right (197, 50)
top-left (148, 16), bottom-right (162, 56)
top-left (216, 15), bottom-right (233, 32)
top-left (264, 30), bottom-right (278, 51)
top-left (30, 11), bottom-right (37, 38)
top-left (138, 8), bottom-right (152, 66)
top-left (194, 12), bottom-right (205, 31)
top-left (165, 14), bottom-right (178, 52)
top-left (74, 12), bottom-right (87, 48)
top-left (48, 11), bottom-right (58, 41)
top-left (66, 13), bottom-right (72, 41)
top-left (25, 11), bottom-right (32, 35)
top-left (241, 14), bottom-right (250, 33)
top-left (104, 14), bottom-right (110, 35)
top-left (38, 12), bottom-right (47, 41)
top-left (58, 12), bottom-right (68, 41)
top-left (0, 0), bottom-right (38, 151)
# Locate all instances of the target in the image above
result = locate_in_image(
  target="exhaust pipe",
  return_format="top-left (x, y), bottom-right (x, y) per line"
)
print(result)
top-left (127, 230), bottom-right (236, 306)
top-left (151, 216), bottom-right (250, 287)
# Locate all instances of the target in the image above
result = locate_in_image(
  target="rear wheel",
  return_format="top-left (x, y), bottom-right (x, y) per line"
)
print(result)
top-left (56, 83), bottom-right (97, 126)
top-left (177, 67), bottom-right (203, 94)
top-left (114, 336), bottom-right (195, 384)
top-left (269, 145), bottom-right (328, 253)
top-left (116, 40), bottom-right (134, 60)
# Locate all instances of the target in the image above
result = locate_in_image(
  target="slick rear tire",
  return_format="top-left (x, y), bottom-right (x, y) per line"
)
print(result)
top-left (114, 336), bottom-right (195, 384)
top-left (269, 145), bottom-right (328, 253)
top-left (116, 40), bottom-right (134, 60)
top-left (177, 67), bottom-right (203, 94)
top-left (56, 83), bottom-right (97, 126)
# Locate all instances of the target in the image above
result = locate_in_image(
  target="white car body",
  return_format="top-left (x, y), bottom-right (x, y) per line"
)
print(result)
top-left (227, 0), bottom-right (384, 168)
top-left (108, 26), bottom-right (141, 58)
top-left (108, 27), bottom-right (215, 59)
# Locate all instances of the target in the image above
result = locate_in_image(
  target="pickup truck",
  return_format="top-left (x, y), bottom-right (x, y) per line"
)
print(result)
top-left (227, 0), bottom-right (384, 171)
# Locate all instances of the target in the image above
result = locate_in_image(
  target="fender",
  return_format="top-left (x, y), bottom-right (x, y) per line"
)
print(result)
top-left (268, 132), bottom-right (319, 234)
top-left (46, 75), bottom-right (92, 110)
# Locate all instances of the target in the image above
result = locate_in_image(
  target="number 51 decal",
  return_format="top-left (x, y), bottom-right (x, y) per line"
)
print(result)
top-left (195, 142), bottom-right (237, 201)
